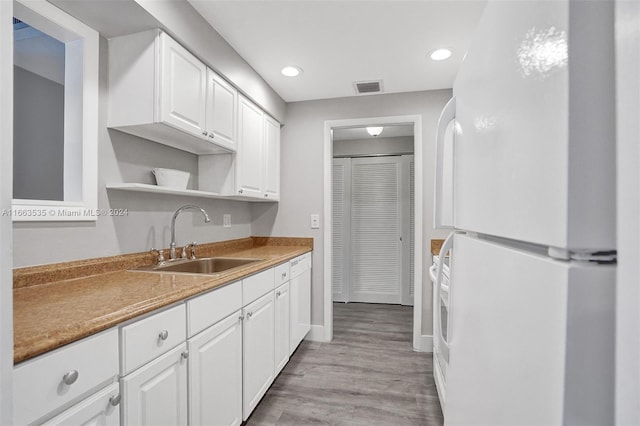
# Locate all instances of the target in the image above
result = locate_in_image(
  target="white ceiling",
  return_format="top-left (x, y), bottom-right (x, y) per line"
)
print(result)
top-left (189, 0), bottom-right (487, 102)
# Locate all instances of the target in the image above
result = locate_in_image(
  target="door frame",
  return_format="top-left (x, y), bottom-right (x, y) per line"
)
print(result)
top-left (0, 0), bottom-right (14, 422)
top-left (322, 115), bottom-right (425, 351)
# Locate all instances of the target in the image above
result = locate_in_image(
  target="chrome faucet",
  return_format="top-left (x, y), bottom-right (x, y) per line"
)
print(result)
top-left (170, 205), bottom-right (211, 260)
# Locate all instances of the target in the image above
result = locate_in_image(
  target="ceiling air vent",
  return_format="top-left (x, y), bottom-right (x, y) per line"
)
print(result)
top-left (354, 80), bottom-right (383, 95)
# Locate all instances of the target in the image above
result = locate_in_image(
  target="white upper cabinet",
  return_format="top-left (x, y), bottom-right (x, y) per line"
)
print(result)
top-left (159, 33), bottom-right (207, 138)
top-left (205, 69), bottom-right (237, 151)
top-left (235, 95), bottom-right (281, 200)
top-left (108, 30), bottom-right (233, 154)
top-left (263, 115), bottom-right (281, 200)
top-left (236, 95), bottom-right (265, 198)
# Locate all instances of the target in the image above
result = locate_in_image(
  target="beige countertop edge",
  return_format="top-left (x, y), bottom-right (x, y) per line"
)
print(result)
top-left (14, 245), bottom-right (311, 364)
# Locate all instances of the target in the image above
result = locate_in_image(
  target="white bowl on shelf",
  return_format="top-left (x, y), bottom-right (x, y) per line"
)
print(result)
top-left (152, 168), bottom-right (190, 190)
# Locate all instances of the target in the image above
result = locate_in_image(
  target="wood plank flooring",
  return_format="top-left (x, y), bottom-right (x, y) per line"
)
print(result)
top-left (245, 302), bottom-right (444, 426)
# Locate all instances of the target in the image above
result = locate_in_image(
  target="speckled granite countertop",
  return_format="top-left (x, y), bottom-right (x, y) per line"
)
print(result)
top-left (13, 237), bottom-right (312, 364)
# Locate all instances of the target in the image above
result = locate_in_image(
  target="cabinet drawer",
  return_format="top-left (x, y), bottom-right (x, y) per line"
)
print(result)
top-left (14, 328), bottom-right (119, 426)
top-left (120, 304), bottom-right (186, 375)
top-left (274, 262), bottom-right (290, 286)
top-left (242, 268), bottom-right (275, 306)
top-left (188, 281), bottom-right (242, 337)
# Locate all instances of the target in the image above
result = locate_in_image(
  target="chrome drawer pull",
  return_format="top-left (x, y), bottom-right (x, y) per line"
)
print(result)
top-left (276, 291), bottom-right (281, 297)
top-left (109, 394), bottom-right (121, 407)
top-left (159, 330), bottom-right (169, 341)
top-left (62, 370), bottom-right (79, 385)
top-left (181, 351), bottom-right (189, 360)
top-left (247, 311), bottom-right (253, 319)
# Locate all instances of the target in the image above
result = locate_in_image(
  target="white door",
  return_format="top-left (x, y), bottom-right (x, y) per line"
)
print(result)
top-left (332, 158), bottom-right (351, 302)
top-left (263, 115), bottom-right (280, 200)
top-left (121, 344), bottom-right (188, 426)
top-left (350, 157), bottom-right (402, 304)
top-left (41, 383), bottom-right (120, 426)
top-left (188, 312), bottom-right (242, 426)
top-left (205, 69), bottom-right (237, 150)
top-left (450, 1), bottom-right (614, 251)
top-left (158, 33), bottom-right (206, 137)
top-left (236, 96), bottom-right (264, 198)
top-left (444, 233), bottom-right (614, 426)
top-left (243, 292), bottom-right (275, 420)
top-left (274, 282), bottom-right (290, 374)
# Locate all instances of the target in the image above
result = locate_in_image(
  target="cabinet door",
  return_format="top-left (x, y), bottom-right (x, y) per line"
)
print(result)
top-left (290, 268), bottom-right (312, 354)
top-left (274, 282), bottom-right (290, 374)
top-left (121, 344), bottom-right (188, 426)
top-left (205, 69), bottom-right (237, 151)
top-left (41, 382), bottom-right (120, 426)
top-left (159, 33), bottom-right (206, 137)
top-left (263, 115), bottom-right (280, 200)
top-left (236, 96), bottom-right (264, 198)
top-left (243, 292), bottom-right (275, 420)
top-left (189, 311), bottom-right (243, 426)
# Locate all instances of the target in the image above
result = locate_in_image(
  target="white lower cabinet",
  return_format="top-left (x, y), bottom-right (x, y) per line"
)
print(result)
top-left (41, 382), bottom-right (121, 426)
top-left (242, 291), bottom-right (275, 420)
top-left (188, 311), bottom-right (243, 426)
top-left (274, 281), bottom-right (291, 374)
top-left (13, 329), bottom-right (119, 426)
top-left (290, 254), bottom-right (312, 354)
top-left (121, 344), bottom-right (188, 426)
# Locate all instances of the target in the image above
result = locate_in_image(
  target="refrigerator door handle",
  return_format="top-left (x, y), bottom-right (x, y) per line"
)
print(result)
top-left (434, 232), bottom-right (459, 363)
top-left (434, 96), bottom-right (456, 230)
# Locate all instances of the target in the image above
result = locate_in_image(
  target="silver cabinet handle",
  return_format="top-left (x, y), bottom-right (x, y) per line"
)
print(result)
top-left (159, 330), bottom-right (169, 341)
top-left (247, 311), bottom-right (253, 319)
top-left (276, 291), bottom-right (281, 297)
top-left (209, 134), bottom-right (215, 139)
top-left (238, 189), bottom-right (243, 194)
top-left (202, 131), bottom-right (208, 136)
top-left (264, 194), bottom-right (268, 197)
top-left (282, 272), bottom-right (287, 279)
top-left (62, 370), bottom-right (79, 385)
top-left (238, 314), bottom-right (245, 321)
top-left (181, 351), bottom-right (189, 360)
top-left (109, 394), bottom-right (121, 407)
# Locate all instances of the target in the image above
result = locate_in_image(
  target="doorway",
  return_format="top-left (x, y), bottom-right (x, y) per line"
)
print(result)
top-left (322, 115), bottom-right (425, 350)
top-left (333, 153), bottom-right (415, 305)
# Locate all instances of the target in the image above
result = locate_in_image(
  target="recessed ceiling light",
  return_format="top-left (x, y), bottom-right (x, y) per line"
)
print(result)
top-left (366, 126), bottom-right (384, 137)
top-left (429, 48), bottom-right (452, 61)
top-left (281, 66), bottom-right (302, 77)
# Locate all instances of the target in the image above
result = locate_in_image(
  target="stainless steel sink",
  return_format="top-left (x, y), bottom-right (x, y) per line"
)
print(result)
top-left (136, 257), bottom-right (262, 274)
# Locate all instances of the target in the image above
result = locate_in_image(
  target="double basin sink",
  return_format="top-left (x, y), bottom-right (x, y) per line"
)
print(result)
top-left (136, 257), bottom-right (263, 275)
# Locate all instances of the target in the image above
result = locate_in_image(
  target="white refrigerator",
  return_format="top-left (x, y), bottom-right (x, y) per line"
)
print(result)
top-left (433, 1), bottom-right (616, 425)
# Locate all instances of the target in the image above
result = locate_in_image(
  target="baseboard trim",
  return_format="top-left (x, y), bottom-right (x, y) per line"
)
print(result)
top-left (305, 325), bottom-right (329, 342)
top-left (414, 334), bottom-right (433, 353)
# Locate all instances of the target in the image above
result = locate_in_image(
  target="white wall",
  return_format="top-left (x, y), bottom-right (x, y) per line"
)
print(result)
top-left (12, 37), bottom-right (253, 268)
top-left (333, 136), bottom-right (414, 157)
top-left (251, 89), bottom-right (452, 331)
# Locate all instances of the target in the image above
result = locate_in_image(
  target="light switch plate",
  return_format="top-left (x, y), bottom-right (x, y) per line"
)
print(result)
top-left (310, 214), bottom-right (320, 229)
top-left (223, 214), bottom-right (231, 228)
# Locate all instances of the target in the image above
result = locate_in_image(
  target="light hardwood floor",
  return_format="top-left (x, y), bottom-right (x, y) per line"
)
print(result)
top-left (245, 302), bottom-right (444, 425)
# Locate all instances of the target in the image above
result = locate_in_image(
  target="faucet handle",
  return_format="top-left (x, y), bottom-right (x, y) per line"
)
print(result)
top-left (150, 248), bottom-right (165, 265)
top-left (181, 245), bottom-right (188, 259)
top-left (188, 242), bottom-right (198, 260)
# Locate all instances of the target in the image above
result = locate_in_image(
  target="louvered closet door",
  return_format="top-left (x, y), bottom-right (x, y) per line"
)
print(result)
top-left (401, 156), bottom-right (415, 306)
top-left (332, 158), bottom-right (350, 302)
top-left (350, 157), bottom-right (402, 304)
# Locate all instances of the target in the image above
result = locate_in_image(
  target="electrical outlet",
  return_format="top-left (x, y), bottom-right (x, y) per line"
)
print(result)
top-left (223, 214), bottom-right (231, 228)
top-left (310, 214), bottom-right (320, 229)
